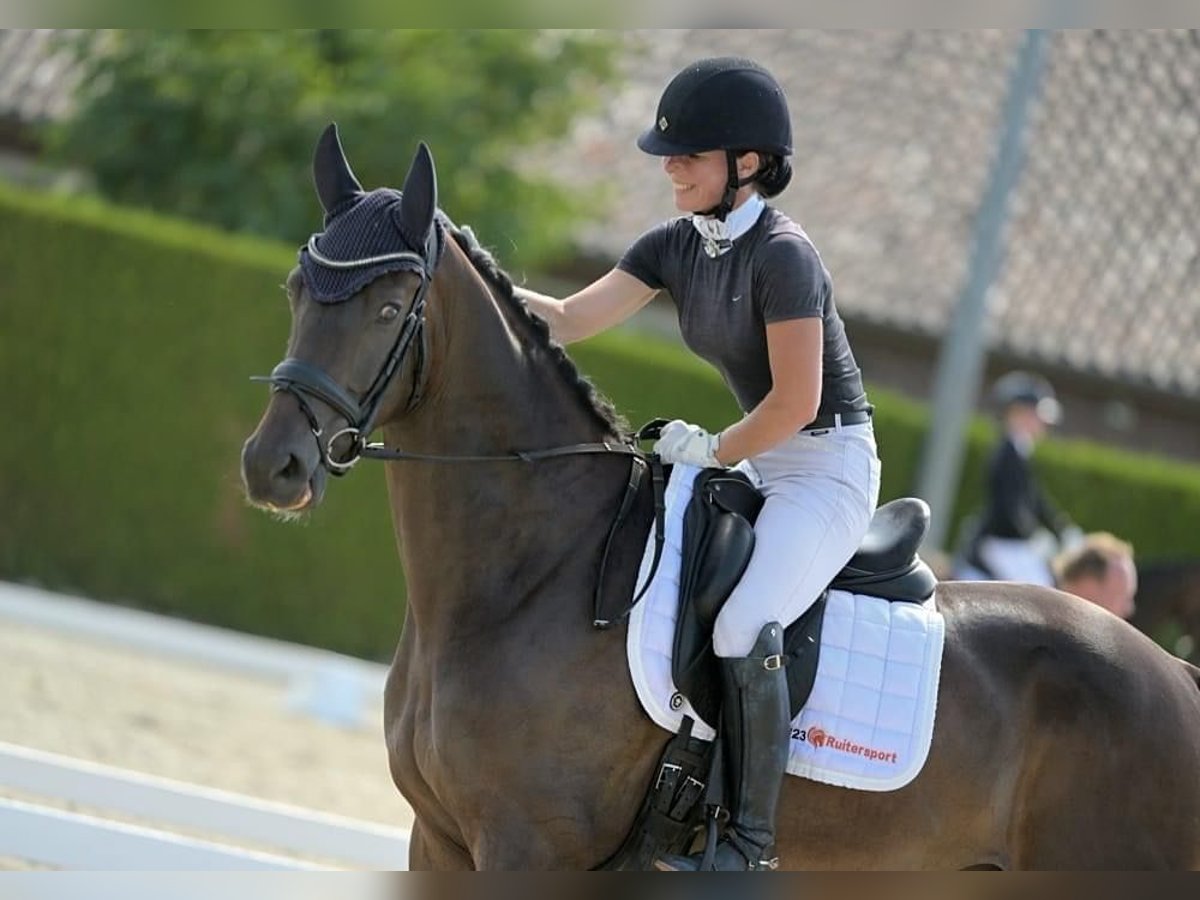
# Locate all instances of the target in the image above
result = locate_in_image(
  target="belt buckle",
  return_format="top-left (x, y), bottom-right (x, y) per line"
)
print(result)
top-left (655, 762), bottom-right (682, 790)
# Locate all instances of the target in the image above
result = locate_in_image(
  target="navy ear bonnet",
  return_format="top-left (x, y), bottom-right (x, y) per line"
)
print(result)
top-left (299, 189), bottom-right (445, 304)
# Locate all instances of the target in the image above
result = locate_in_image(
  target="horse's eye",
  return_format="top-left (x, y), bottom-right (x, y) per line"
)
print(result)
top-left (377, 304), bottom-right (402, 324)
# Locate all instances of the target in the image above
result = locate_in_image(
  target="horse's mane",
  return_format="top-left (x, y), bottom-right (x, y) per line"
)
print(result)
top-left (446, 221), bottom-right (628, 437)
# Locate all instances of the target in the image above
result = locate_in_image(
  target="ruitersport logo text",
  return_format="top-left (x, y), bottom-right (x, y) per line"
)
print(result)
top-left (792, 725), bottom-right (899, 765)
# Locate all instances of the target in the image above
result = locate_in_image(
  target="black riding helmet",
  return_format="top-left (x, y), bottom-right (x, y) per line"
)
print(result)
top-left (638, 57), bottom-right (793, 220)
top-left (991, 371), bottom-right (1062, 425)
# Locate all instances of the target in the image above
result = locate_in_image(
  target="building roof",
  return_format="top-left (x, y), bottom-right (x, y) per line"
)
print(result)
top-left (0, 30), bottom-right (79, 126)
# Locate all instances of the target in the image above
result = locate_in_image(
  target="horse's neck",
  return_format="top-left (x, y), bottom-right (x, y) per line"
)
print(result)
top-left (382, 243), bottom-right (630, 636)
top-left (403, 239), bottom-right (608, 454)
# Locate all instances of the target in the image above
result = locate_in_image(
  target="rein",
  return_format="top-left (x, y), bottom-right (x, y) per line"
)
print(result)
top-left (360, 438), bottom-right (638, 465)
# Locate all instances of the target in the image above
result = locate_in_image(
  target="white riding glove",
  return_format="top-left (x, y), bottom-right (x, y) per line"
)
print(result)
top-left (653, 419), bottom-right (722, 468)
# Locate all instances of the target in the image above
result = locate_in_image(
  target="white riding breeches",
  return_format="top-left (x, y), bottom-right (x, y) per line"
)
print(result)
top-left (975, 536), bottom-right (1055, 586)
top-left (713, 421), bottom-right (881, 658)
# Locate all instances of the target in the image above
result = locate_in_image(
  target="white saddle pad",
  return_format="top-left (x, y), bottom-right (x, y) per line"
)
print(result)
top-left (626, 464), bottom-right (945, 792)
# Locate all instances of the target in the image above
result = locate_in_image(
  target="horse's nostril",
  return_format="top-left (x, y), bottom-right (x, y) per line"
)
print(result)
top-left (276, 453), bottom-right (304, 485)
top-left (242, 437), bottom-right (313, 508)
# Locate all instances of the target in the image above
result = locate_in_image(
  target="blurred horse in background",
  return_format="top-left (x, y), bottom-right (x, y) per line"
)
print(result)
top-left (241, 125), bottom-right (1200, 870)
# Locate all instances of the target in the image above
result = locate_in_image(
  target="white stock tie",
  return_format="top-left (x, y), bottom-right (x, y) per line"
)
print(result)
top-left (690, 193), bottom-right (766, 258)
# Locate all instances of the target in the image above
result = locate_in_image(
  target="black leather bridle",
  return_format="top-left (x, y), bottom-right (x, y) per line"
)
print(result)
top-left (250, 224), bottom-right (669, 624)
top-left (252, 228), bottom-right (441, 475)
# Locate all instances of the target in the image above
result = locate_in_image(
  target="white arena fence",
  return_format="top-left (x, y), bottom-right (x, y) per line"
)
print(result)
top-left (0, 582), bottom-right (410, 869)
top-left (0, 742), bottom-right (411, 870)
top-left (0, 581), bottom-right (389, 727)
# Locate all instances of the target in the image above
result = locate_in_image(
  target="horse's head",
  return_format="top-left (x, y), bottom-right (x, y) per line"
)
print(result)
top-left (241, 124), bottom-right (441, 514)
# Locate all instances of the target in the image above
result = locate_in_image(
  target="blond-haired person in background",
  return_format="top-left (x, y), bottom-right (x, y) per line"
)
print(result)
top-left (1052, 532), bottom-right (1137, 620)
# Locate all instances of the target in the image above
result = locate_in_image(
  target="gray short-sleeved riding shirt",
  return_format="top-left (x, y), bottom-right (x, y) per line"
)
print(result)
top-left (617, 206), bottom-right (870, 417)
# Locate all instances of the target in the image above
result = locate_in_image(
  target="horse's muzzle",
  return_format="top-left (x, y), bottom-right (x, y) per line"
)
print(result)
top-left (241, 427), bottom-right (326, 513)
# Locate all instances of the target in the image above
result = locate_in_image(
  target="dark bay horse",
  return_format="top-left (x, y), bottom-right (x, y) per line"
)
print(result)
top-left (241, 126), bottom-right (1200, 869)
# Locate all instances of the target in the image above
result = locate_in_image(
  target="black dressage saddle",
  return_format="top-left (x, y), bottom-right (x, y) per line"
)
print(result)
top-left (673, 468), bottom-right (938, 727)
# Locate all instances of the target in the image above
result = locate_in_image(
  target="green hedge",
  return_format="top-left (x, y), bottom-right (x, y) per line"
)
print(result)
top-left (0, 186), bottom-right (406, 657)
top-left (3, 183), bottom-right (1198, 660)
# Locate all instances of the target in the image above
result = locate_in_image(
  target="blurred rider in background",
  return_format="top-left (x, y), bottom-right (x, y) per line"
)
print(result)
top-left (955, 371), bottom-right (1081, 585)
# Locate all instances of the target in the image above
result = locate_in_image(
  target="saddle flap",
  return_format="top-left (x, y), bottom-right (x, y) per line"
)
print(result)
top-left (672, 468), bottom-right (763, 723)
top-left (693, 514), bottom-right (756, 627)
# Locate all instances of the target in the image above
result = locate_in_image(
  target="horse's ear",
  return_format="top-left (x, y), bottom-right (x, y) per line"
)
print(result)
top-left (398, 142), bottom-right (437, 243)
top-left (312, 122), bottom-right (363, 215)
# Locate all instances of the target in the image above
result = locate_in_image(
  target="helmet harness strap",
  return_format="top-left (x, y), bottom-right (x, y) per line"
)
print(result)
top-left (701, 150), bottom-right (760, 220)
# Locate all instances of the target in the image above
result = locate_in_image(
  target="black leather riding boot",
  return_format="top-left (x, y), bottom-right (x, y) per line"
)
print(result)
top-left (657, 622), bottom-right (789, 871)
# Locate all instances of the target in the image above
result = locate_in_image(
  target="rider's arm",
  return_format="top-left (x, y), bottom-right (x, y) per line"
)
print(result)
top-left (1033, 477), bottom-right (1074, 537)
top-left (517, 269), bottom-right (658, 345)
top-left (715, 317), bottom-right (822, 464)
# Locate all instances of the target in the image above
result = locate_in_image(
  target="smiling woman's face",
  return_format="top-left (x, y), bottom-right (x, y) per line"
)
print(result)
top-left (661, 150), bottom-right (728, 213)
top-left (661, 149), bottom-right (763, 215)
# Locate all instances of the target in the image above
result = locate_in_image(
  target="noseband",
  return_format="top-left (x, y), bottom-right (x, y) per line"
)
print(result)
top-left (251, 232), bottom-right (439, 475)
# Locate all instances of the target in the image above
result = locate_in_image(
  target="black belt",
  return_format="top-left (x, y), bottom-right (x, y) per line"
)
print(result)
top-left (802, 409), bottom-right (873, 432)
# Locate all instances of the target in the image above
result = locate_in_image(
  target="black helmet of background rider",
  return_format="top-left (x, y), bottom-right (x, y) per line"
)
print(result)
top-left (991, 371), bottom-right (1063, 426)
top-left (637, 57), bottom-right (794, 221)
